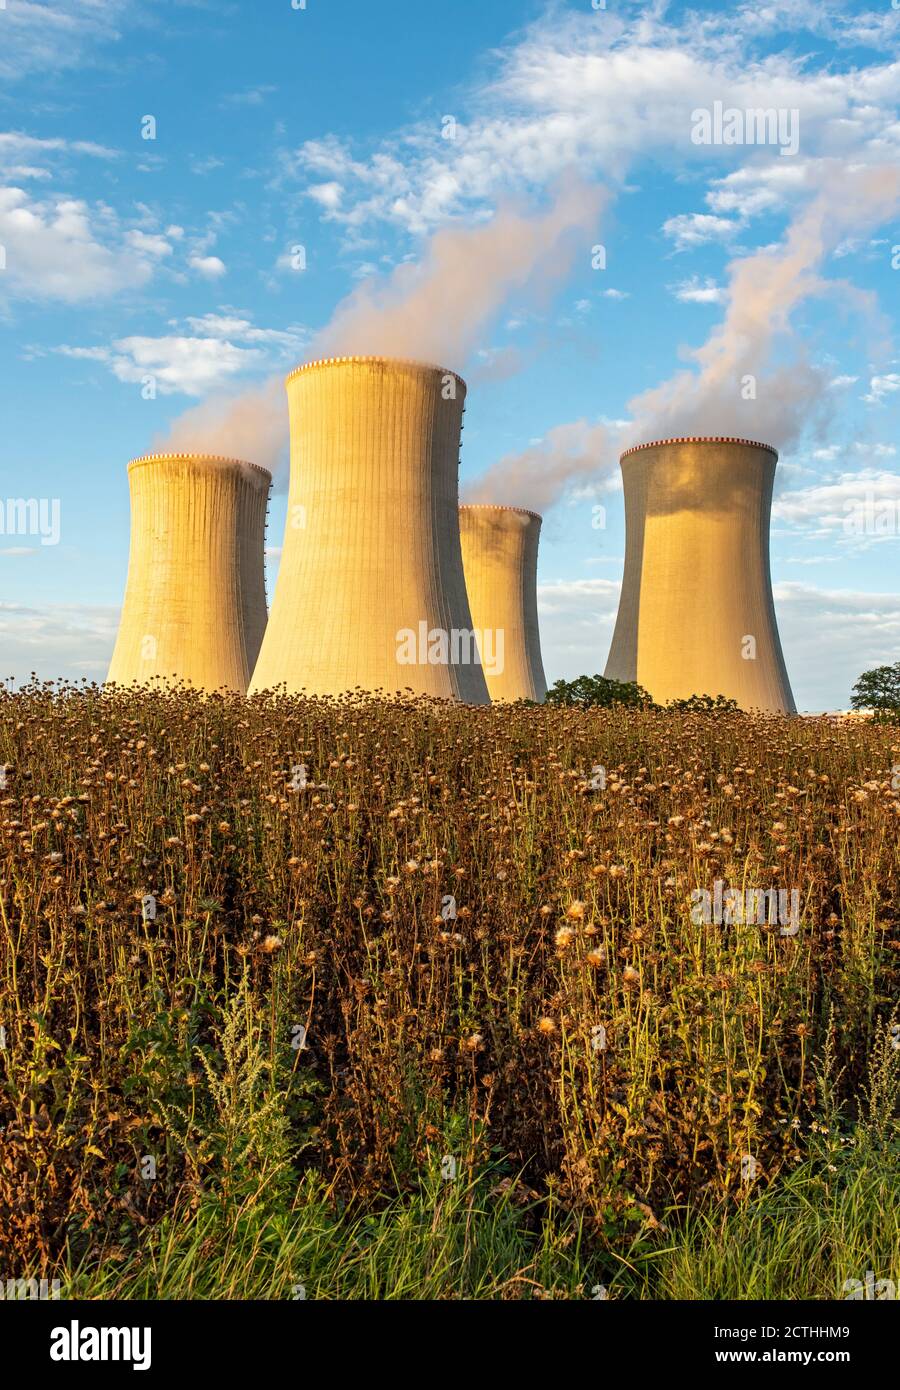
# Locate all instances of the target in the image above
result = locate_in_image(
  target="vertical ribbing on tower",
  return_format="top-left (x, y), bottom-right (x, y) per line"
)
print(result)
top-left (604, 437), bottom-right (795, 712)
top-left (107, 453), bottom-right (270, 693)
top-left (249, 356), bottom-right (489, 702)
top-left (459, 504), bottom-right (548, 702)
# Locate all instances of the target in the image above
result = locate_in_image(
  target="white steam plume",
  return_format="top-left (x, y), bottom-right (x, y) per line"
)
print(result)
top-left (157, 175), bottom-right (606, 477)
top-left (315, 174), bottom-right (607, 362)
top-left (466, 419), bottom-right (621, 514)
top-left (156, 377), bottom-right (288, 478)
top-left (470, 163), bottom-right (900, 512)
top-left (627, 163), bottom-right (900, 446)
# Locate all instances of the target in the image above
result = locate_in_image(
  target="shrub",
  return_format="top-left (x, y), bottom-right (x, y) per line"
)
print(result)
top-left (545, 674), bottom-right (654, 709)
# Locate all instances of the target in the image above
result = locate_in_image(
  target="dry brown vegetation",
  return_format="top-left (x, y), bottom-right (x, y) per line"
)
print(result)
top-left (1, 683), bottom-right (898, 1276)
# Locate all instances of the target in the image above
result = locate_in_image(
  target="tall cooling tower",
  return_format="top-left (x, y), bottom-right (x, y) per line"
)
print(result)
top-left (107, 452), bottom-right (270, 694)
top-left (604, 437), bottom-right (795, 712)
top-left (459, 504), bottom-right (548, 702)
top-left (249, 356), bottom-right (489, 703)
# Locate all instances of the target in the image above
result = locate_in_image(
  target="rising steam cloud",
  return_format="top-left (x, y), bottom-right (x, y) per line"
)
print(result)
top-left (159, 377), bottom-right (288, 477)
top-left (466, 419), bottom-right (620, 514)
top-left (315, 174), bottom-right (607, 362)
top-left (158, 175), bottom-right (606, 476)
top-left (627, 164), bottom-right (900, 446)
top-left (469, 163), bottom-right (900, 512)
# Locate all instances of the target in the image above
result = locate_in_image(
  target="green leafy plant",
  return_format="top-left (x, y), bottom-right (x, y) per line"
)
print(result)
top-left (545, 674), bottom-right (654, 709)
top-left (851, 662), bottom-right (900, 721)
top-left (667, 693), bottom-right (740, 712)
top-left (155, 974), bottom-right (317, 1214)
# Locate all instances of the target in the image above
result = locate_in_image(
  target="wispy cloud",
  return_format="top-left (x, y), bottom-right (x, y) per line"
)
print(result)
top-left (0, 601), bottom-right (119, 683)
top-left (280, 7), bottom-right (900, 238)
top-left (0, 187), bottom-right (161, 303)
top-left (862, 372), bottom-right (900, 405)
top-left (0, 0), bottom-right (129, 81)
top-left (774, 581), bottom-right (900, 710)
top-left (51, 312), bottom-right (307, 396)
top-left (773, 468), bottom-right (900, 537)
top-left (221, 85), bottom-right (277, 107)
top-left (188, 254), bottom-right (227, 279)
top-left (668, 275), bottom-right (727, 304)
top-left (663, 214), bottom-right (741, 251)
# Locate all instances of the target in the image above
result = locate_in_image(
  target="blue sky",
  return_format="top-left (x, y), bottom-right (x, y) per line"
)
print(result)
top-left (0, 0), bottom-right (898, 709)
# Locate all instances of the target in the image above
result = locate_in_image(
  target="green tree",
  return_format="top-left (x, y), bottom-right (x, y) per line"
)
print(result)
top-left (544, 674), bottom-right (654, 709)
top-left (667, 693), bottom-right (740, 712)
top-left (851, 662), bottom-right (900, 713)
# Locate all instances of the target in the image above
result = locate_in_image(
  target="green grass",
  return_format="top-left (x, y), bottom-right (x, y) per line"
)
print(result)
top-left (50, 1125), bottom-right (898, 1301)
top-left (64, 1165), bottom-right (601, 1301)
top-left (624, 1138), bottom-right (900, 1300)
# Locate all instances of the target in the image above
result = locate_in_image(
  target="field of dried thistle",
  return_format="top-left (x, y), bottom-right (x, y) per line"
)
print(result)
top-left (1, 683), bottom-right (898, 1299)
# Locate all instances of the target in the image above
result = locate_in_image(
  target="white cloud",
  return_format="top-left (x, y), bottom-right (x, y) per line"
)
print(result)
top-left (282, 10), bottom-right (900, 236)
top-left (862, 373), bottom-right (900, 404)
top-left (126, 229), bottom-right (173, 259)
top-left (0, 1), bottom-right (129, 81)
top-left (857, 442), bottom-right (897, 457)
top-left (307, 181), bottom-right (343, 211)
top-left (663, 213), bottom-right (741, 251)
top-left (782, 555), bottom-right (840, 565)
top-left (0, 132), bottom-right (119, 172)
top-left (189, 254), bottom-right (227, 278)
top-left (0, 601), bottom-right (119, 684)
top-left (183, 312), bottom-right (306, 352)
top-left (0, 186), bottom-right (226, 305)
top-left (833, 234), bottom-right (893, 260)
top-left (536, 577), bottom-right (621, 684)
top-left (221, 86), bottom-right (277, 108)
top-left (53, 313), bottom-right (307, 396)
top-left (669, 275), bottom-right (727, 303)
top-left (773, 469), bottom-right (900, 536)
top-left (189, 156), bottom-right (225, 176)
top-left (733, 0), bottom-right (899, 47)
top-left (57, 337), bottom-right (265, 396)
top-left (774, 581), bottom-right (900, 711)
top-left (466, 416), bottom-right (623, 513)
top-left (704, 162), bottom-right (812, 219)
top-left (0, 186), bottom-right (160, 303)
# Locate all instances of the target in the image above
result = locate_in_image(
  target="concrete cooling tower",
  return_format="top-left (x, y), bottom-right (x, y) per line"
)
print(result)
top-left (248, 356), bottom-right (489, 703)
top-left (107, 452), bottom-right (270, 694)
top-left (459, 504), bottom-right (548, 703)
top-left (604, 437), bottom-right (795, 713)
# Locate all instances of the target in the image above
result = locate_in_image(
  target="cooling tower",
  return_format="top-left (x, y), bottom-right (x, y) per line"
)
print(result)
top-left (604, 437), bottom-right (795, 713)
top-left (248, 356), bottom-right (489, 703)
top-left (459, 504), bottom-right (548, 702)
top-left (107, 452), bottom-right (270, 694)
